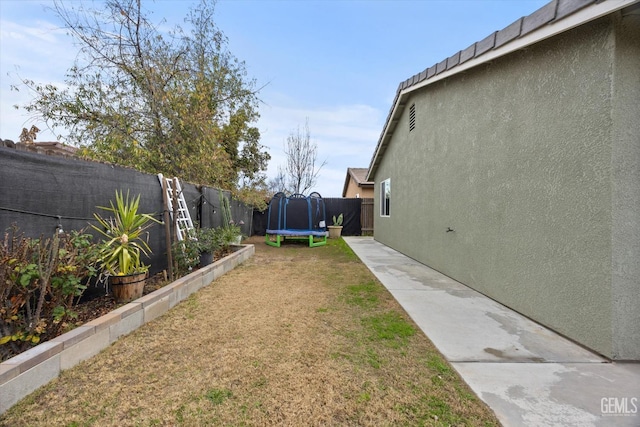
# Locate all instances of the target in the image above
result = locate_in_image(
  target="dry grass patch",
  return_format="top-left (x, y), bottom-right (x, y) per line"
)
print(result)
top-left (1, 236), bottom-right (499, 426)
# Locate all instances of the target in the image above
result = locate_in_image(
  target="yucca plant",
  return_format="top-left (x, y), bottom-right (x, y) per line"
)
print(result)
top-left (92, 190), bottom-right (160, 276)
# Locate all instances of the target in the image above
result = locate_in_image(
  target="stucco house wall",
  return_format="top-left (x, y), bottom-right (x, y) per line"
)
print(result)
top-left (343, 168), bottom-right (374, 198)
top-left (344, 180), bottom-right (373, 198)
top-left (371, 9), bottom-right (639, 360)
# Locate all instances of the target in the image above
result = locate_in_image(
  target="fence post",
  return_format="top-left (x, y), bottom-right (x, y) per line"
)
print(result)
top-left (161, 178), bottom-right (174, 281)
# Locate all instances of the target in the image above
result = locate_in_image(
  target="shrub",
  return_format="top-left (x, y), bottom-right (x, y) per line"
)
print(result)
top-left (171, 237), bottom-right (200, 277)
top-left (0, 227), bottom-right (100, 361)
top-left (218, 225), bottom-right (242, 248)
top-left (171, 224), bottom-right (242, 277)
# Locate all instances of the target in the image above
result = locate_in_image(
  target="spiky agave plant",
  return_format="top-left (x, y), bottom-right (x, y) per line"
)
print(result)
top-left (92, 190), bottom-right (160, 276)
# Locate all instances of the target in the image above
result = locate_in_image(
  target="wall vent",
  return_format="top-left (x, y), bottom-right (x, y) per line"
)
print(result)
top-left (409, 103), bottom-right (416, 132)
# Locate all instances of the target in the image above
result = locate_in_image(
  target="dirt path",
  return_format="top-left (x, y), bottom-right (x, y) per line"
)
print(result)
top-left (1, 237), bottom-right (499, 426)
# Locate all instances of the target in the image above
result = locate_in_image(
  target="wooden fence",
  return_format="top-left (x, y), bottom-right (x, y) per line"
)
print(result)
top-left (360, 198), bottom-right (374, 236)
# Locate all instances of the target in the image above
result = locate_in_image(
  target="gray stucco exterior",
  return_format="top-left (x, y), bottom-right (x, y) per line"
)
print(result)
top-left (370, 6), bottom-right (640, 360)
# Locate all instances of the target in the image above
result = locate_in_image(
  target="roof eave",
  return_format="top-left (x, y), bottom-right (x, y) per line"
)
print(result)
top-left (366, 0), bottom-right (639, 182)
top-left (342, 169), bottom-right (351, 197)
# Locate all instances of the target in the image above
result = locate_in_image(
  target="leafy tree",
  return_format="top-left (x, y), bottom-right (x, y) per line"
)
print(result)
top-left (14, 0), bottom-right (270, 198)
top-left (280, 119), bottom-right (326, 195)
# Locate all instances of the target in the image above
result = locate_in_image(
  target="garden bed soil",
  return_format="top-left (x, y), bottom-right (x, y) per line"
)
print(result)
top-left (73, 272), bottom-right (167, 325)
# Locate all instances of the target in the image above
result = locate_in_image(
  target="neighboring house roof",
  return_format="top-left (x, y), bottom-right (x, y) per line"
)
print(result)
top-left (14, 141), bottom-right (79, 157)
top-left (342, 167), bottom-right (373, 197)
top-left (367, 0), bottom-right (639, 181)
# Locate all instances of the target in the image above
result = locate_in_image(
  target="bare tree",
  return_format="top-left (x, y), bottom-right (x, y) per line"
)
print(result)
top-left (282, 119), bottom-right (326, 195)
top-left (267, 166), bottom-right (287, 195)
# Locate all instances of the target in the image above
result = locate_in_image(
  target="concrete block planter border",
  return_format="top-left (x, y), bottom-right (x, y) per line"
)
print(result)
top-left (0, 244), bottom-right (254, 414)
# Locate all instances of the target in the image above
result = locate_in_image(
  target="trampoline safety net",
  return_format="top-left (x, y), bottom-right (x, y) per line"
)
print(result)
top-left (265, 192), bottom-right (328, 247)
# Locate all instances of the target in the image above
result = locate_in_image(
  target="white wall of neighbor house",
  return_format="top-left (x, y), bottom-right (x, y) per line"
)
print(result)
top-left (373, 12), bottom-right (640, 360)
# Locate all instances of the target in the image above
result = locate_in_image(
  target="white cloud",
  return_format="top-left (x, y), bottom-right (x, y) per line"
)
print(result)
top-left (1, 18), bottom-right (76, 142)
top-left (0, 19), bottom-right (74, 75)
top-left (257, 99), bottom-right (383, 197)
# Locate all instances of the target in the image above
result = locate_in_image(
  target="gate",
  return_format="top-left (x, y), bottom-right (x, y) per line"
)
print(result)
top-left (360, 198), bottom-right (374, 236)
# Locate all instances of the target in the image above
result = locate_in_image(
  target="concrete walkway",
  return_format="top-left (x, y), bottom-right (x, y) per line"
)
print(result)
top-left (344, 237), bottom-right (640, 427)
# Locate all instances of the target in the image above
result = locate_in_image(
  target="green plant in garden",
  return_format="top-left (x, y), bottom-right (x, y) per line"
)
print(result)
top-left (193, 227), bottom-right (223, 254)
top-left (92, 190), bottom-right (160, 276)
top-left (332, 213), bottom-right (343, 226)
top-left (219, 191), bottom-right (233, 227)
top-left (0, 227), bottom-right (100, 361)
top-left (171, 238), bottom-right (200, 277)
top-left (49, 231), bottom-right (101, 319)
top-left (219, 191), bottom-right (243, 246)
top-left (172, 227), bottom-right (224, 275)
top-left (218, 225), bottom-right (242, 248)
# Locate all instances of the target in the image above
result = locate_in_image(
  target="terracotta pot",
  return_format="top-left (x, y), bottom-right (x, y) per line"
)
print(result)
top-left (109, 272), bottom-right (147, 303)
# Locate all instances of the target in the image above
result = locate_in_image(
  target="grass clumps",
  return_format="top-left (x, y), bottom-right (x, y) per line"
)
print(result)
top-left (343, 280), bottom-right (380, 308)
top-left (362, 311), bottom-right (416, 348)
top-left (205, 388), bottom-right (233, 405)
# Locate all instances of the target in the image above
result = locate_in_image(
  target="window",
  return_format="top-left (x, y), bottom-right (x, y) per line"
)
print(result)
top-left (380, 178), bottom-right (390, 217)
top-left (409, 103), bottom-right (416, 132)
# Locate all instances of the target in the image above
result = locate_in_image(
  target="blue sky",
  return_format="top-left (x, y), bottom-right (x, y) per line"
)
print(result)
top-left (1, 0), bottom-right (549, 197)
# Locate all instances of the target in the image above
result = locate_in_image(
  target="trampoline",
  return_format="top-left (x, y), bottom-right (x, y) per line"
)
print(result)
top-left (265, 192), bottom-right (328, 247)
